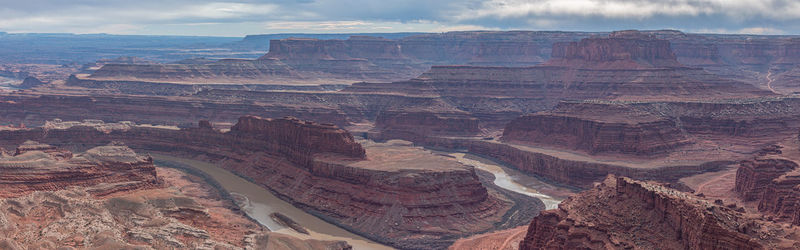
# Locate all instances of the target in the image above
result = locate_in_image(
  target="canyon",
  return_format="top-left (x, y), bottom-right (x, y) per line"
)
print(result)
top-left (1, 28), bottom-right (800, 250)
top-left (0, 141), bottom-right (351, 249)
top-left (0, 117), bottom-right (543, 249)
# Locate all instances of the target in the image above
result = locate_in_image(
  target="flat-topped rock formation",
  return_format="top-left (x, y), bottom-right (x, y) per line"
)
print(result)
top-left (503, 106), bottom-right (690, 155)
top-left (0, 142), bottom-right (158, 197)
top-left (520, 176), bottom-right (800, 249)
top-left (371, 109), bottom-right (482, 141)
top-left (230, 115), bottom-right (365, 158)
top-left (262, 36), bottom-right (407, 61)
top-left (547, 30), bottom-right (681, 69)
top-left (0, 117), bottom-right (542, 249)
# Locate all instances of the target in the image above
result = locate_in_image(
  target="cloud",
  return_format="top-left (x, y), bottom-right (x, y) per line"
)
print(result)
top-left (695, 27), bottom-right (785, 35)
top-left (459, 0), bottom-right (800, 20)
top-left (0, 0), bottom-right (797, 36)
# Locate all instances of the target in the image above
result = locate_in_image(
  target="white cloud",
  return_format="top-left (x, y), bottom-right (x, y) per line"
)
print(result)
top-left (262, 20), bottom-right (492, 33)
top-left (0, 0), bottom-right (798, 35)
top-left (695, 27), bottom-right (785, 35)
top-left (457, 0), bottom-right (800, 21)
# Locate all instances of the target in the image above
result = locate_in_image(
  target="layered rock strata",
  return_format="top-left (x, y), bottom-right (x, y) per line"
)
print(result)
top-left (397, 136), bottom-right (728, 189)
top-left (548, 30), bottom-right (681, 69)
top-left (0, 143), bottom-right (158, 198)
top-left (87, 31), bottom-right (597, 84)
top-left (0, 117), bottom-right (540, 249)
top-left (734, 148), bottom-right (800, 225)
top-left (498, 98), bottom-right (800, 156)
top-left (520, 176), bottom-right (800, 249)
top-left (372, 109), bottom-right (481, 141)
top-left (503, 111), bottom-right (689, 155)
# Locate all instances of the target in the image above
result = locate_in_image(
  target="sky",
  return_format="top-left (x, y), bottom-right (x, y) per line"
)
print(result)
top-left (0, 0), bottom-right (799, 37)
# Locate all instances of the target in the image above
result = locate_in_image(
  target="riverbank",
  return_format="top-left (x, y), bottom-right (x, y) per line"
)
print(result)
top-left (151, 154), bottom-right (393, 250)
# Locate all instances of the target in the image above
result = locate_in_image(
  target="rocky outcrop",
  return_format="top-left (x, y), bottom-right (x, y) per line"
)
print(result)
top-left (0, 142), bottom-right (158, 198)
top-left (520, 176), bottom-right (799, 249)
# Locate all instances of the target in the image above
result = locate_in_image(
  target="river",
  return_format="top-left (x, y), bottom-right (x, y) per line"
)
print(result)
top-left (150, 154), bottom-right (394, 250)
top-left (445, 152), bottom-right (564, 209)
top-left (150, 146), bottom-right (566, 249)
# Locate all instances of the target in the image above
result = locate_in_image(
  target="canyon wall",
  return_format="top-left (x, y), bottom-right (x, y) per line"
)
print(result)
top-left (502, 113), bottom-right (690, 155)
top-left (520, 176), bottom-right (796, 249)
top-left (734, 158), bottom-right (798, 201)
top-left (735, 155), bottom-right (800, 225)
top-left (230, 115), bottom-right (366, 158)
top-left (0, 118), bottom-right (539, 249)
top-left (549, 30), bottom-right (680, 68)
top-left (0, 93), bottom-right (351, 128)
top-left (497, 98), bottom-right (800, 157)
top-left (373, 110), bottom-right (481, 141)
top-left (77, 30), bottom-right (800, 88)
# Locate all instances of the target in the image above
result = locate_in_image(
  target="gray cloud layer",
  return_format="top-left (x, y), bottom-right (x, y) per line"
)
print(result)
top-left (0, 0), bottom-right (797, 36)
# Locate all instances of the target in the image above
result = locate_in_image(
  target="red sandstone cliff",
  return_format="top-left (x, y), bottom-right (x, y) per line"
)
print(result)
top-left (520, 176), bottom-right (799, 249)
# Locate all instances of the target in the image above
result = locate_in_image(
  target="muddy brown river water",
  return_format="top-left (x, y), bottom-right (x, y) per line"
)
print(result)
top-left (151, 154), bottom-right (394, 250)
top-left (150, 143), bottom-right (567, 249)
